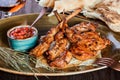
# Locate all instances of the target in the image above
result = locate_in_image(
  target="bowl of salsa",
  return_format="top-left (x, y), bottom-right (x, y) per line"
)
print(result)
top-left (7, 25), bottom-right (38, 52)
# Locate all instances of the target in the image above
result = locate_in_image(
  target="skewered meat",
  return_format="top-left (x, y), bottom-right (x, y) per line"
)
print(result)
top-left (70, 31), bottom-right (110, 61)
top-left (70, 45), bottom-right (96, 61)
top-left (65, 22), bottom-right (97, 43)
top-left (71, 22), bottom-right (96, 33)
top-left (31, 10), bottom-right (110, 69)
top-left (30, 9), bottom-right (81, 57)
top-left (30, 26), bottom-right (59, 57)
top-left (78, 32), bottom-right (110, 50)
top-left (49, 50), bottom-right (72, 68)
top-left (65, 22), bottom-right (110, 60)
top-left (46, 38), bottom-right (69, 61)
top-left (54, 32), bottom-right (64, 40)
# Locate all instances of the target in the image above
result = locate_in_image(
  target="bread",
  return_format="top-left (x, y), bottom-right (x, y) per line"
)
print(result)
top-left (35, 51), bottom-right (101, 70)
top-left (48, 0), bottom-right (84, 16)
top-left (82, 0), bottom-right (120, 32)
top-left (37, 0), bottom-right (55, 8)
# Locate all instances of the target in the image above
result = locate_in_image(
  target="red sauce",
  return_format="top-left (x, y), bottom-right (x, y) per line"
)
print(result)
top-left (9, 27), bottom-right (35, 39)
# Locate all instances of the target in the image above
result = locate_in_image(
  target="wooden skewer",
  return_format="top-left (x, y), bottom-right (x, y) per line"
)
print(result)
top-left (53, 10), bottom-right (62, 23)
top-left (65, 11), bottom-right (87, 19)
top-left (54, 8), bottom-right (82, 23)
top-left (53, 8), bottom-right (82, 31)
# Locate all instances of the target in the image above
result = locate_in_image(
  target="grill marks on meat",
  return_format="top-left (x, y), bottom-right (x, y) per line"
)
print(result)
top-left (78, 32), bottom-right (109, 51)
top-left (65, 22), bottom-right (96, 43)
top-left (31, 22), bottom-right (110, 68)
top-left (31, 15), bottom-right (110, 68)
top-left (70, 45), bottom-right (96, 61)
top-left (30, 21), bottom-right (65, 57)
top-left (70, 31), bottom-right (110, 60)
top-left (49, 51), bottom-right (72, 68)
top-left (30, 27), bottom-right (59, 57)
top-left (71, 22), bottom-right (96, 33)
top-left (47, 38), bottom-right (69, 61)
top-left (31, 20), bottom-right (71, 68)
top-left (66, 22), bottom-right (110, 61)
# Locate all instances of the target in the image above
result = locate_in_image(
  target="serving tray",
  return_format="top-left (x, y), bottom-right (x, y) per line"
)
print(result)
top-left (0, 13), bottom-right (117, 76)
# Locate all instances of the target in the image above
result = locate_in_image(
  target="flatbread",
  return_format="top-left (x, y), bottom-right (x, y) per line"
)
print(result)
top-left (48, 0), bottom-right (84, 16)
top-left (35, 50), bottom-right (101, 70)
top-left (37, 0), bottom-right (55, 8)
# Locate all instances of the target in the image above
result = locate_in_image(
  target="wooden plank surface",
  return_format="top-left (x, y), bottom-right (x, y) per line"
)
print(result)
top-left (0, 0), bottom-right (120, 80)
top-left (0, 68), bottom-right (120, 80)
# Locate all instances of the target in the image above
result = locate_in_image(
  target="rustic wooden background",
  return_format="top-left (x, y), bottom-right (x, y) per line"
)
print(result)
top-left (0, 0), bottom-right (120, 80)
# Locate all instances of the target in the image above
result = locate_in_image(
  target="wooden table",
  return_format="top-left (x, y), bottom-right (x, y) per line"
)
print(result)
top-left (0, 0), bottom-right (120, 80)
top-left (0, 68), bottom-right (120, 80)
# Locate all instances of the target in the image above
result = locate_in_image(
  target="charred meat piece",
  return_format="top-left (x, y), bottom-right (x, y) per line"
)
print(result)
top-left (71, 22), bottom-right (96, 33)
top-left (70, 31), bottom-right (110, 60)
top-left (49, 50), bottom-right (72, 68)
top-left (54, 31), bottom-right (64, 40)
top-left (70, 45), bottom-right (96, 61)
top-left (65, 22), bottom-right (97, 43)
top-left (31, 9), bottom-right (111, 69)
top-left (47, 38), bottom-right (69, 61)
top-left (30, 9), bottom-right (81, 57)
top-left (79, 32), bottom-right (110, 50)
top-left (30, 26), bottom-right (59, 57)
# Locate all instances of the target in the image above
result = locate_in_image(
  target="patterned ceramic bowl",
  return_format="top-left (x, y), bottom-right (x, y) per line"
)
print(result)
top-left (7, 25), bottom-right (38, 52)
